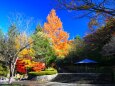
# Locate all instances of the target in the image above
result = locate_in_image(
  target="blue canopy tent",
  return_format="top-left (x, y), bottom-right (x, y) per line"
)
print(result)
top-left (75, 58), bottom-right (97, 64)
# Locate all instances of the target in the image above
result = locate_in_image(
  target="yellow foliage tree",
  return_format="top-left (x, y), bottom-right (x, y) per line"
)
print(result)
top-left (43, 9), bottom-right (70, 58)
top-left (15, 32), bottom-right (34, 57)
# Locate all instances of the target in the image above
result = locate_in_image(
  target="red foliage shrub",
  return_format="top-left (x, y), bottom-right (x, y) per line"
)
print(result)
top-left (32, 62), bottom-right (45, 72)
top-left (16, 59), bottom-right (26, 74)
top-left (16, 59), bottom-right (46, 74)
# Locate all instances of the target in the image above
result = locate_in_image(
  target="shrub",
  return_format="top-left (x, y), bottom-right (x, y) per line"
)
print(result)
top-left (45, 67), bottom-right (55, 71)
top-left (0, 63), bottom-right (8, 77)
top-left (16, 58), bottom-right (45, 74)
top-left (29, 68), bottom-right (57, 76)
top-left (16, 59), bottom-right (27, 74)
top-left (32, 62), bottom-right (45, 72)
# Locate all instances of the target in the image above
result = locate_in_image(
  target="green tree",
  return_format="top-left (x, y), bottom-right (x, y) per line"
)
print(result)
top-left (32, 25), bottom-right (56, 66)
top-left (73, 36), bottom-right (86, 57)
top-left (64, 36), bottom-right (86, 63)
top-left (0, 29), bottom-right (5, 61)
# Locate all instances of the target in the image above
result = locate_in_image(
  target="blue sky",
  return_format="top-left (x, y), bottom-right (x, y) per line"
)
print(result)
top-left (0, 0), bottom-right (89, 39)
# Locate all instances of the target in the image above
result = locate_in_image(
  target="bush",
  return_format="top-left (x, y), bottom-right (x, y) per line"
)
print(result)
top-left (45, 67), bottom-right (55, 71)
top-left (0, 63), bottom-right (8, 77)
top-left (29, 68), bottom-right (57, 76)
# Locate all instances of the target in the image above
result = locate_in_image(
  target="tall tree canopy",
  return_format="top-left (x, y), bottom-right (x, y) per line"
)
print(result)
top-left (43, 9), bottom-right (70, 58)
top-left (56, 0), bottom-right (115, 16)
top-left (56, 0), bottom-right (115, 31)
top-left (32, 25), bottom-right (56, 66)
top-left (83, 18), bottom-right (115, 61)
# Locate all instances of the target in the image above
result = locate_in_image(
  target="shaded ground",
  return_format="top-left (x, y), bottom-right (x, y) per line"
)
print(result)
top-left (0, 81), bottom-right (114, 86)
top-left (0, 72), bottom-right (114, 86)
top-left (51, 73), bottom-right (113, 84)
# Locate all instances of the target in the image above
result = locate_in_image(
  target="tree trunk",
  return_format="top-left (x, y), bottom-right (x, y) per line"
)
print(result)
top-left (9, 76), bottom-right (14, 84)
top-left (9, 63), bottom-right (15, 84)
top-left (8, 57), bottom-right (19, 84)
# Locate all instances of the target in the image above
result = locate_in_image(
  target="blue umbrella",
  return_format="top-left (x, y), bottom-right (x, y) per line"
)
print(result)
top-left (75, 58), bottom-right (97, 64)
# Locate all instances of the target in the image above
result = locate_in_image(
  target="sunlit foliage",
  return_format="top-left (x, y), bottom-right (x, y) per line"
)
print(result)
top-left (43, 9), bottom-right (70, 58)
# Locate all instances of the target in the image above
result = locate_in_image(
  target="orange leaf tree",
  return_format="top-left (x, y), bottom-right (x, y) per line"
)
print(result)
top-left (43, 9), bottom-right (70, 58)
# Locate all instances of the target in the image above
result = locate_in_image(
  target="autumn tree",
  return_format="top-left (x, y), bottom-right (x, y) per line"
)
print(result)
top-left (83, 18), bottom-right (115, 62)
top-left (0, 25), bottom-right (34, 83)
top-left (16, 58), bottom-right (45, 74)
top-left (56, 0), bottom-right (115, 16)
top-left (43, 9), bottom-right (70, 58)
top-left (84, 18), bottom-right (115, 50)
top-left (15, 32), bottom-right (34, 58)
top-left (0, 13), bottom-right (34, 83)
top-left (101, 22), bottom-right (115, 64)
top-left (55, 0), bottom-right (115, 31)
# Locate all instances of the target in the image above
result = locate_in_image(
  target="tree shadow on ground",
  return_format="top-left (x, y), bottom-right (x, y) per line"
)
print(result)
top-left (51, 73), bottom-right (114, 84)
